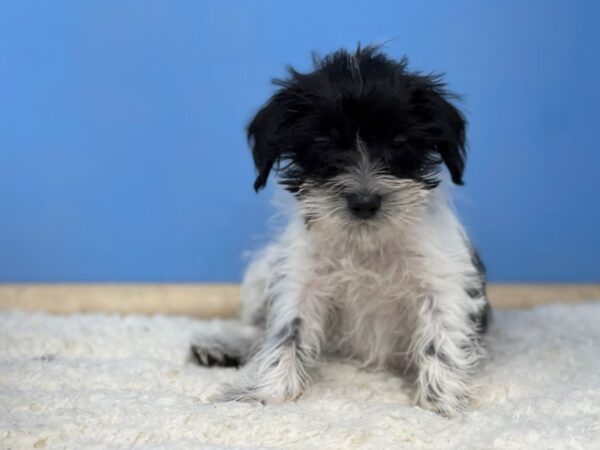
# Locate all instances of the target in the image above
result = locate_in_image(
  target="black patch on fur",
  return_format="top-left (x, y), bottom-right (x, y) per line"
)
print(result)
top-left (470, 302), bottom-right (492, 334)
top-left (425, 343), bottom-right (435, 356)
top-left (247, 45), bottom-right (467, 192)
top-left (466, 247), bottom-right (491, 334)
top-left (275, 317), bottom-right (302, 347)
top-left (269, 318), bottom-right (306, 369)
top-left (465, 286), bottom-right (484, 299)
top-left (425, 343), bottom-right (453, 368)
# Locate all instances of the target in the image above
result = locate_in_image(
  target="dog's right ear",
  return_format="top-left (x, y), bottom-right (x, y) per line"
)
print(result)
top-left (247, 90), bottom-right (293, 192)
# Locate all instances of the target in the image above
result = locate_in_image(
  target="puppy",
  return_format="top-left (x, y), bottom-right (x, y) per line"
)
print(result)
top-left (191, 46), bottom-right (490, 416)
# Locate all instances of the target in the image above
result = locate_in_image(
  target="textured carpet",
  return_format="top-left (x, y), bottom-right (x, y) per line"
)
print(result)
top-left (1, 302), bottom-right (599, 449)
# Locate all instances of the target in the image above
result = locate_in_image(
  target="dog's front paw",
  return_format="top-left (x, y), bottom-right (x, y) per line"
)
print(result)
top-left (212, 342), bottom-right (311, 404)
top-left (212, 383), bottom-right (271, 404)
top-left (214, 369), bottom-right (307, 404)
top-left (416, 389), bottom-right (468, 417)
top-left (213, 383), bottom-right (300, 404)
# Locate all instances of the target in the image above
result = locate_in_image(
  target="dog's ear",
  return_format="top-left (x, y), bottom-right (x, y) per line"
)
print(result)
top-left (247, 89), bottom-right (294, 192)
top-left (412, 79), bottom-right (467, 185)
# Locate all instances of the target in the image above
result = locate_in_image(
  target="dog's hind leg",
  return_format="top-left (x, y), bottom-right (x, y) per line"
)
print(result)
top-left (190, 245), bottom-right (277, 368)
top-left (191, 320), bottom-right (261, 368)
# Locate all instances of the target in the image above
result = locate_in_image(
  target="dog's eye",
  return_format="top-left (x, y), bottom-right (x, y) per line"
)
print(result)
top-left (313, 136), bottom-right (332, 146)
top-left (392, 134), bottom-right (409, 146)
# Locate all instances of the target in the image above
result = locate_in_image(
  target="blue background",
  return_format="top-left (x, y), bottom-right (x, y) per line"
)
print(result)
top-left (1, 1), bottom-right (599, 282)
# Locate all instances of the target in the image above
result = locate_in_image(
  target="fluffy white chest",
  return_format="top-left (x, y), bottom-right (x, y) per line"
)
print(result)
top-left (311, 237), bottom-right (422, 369)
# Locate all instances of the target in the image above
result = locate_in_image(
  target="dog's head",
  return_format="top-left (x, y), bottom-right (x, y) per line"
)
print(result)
top-left (247, 46), bottom-right (466, 236)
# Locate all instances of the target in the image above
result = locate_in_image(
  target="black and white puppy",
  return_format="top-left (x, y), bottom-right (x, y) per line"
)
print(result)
top-left (192, 46), bottom-right (490, 416)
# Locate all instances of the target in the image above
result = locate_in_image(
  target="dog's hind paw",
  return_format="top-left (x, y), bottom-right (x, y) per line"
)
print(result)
top-left (190, 344), bottom-right (241, 368)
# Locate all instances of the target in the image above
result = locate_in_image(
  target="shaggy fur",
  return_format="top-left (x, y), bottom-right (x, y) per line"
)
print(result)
top-left (191, 45), bottom-right (490, 415)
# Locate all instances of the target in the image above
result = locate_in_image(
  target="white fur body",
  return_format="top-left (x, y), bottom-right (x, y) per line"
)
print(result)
top-left (193, 172), bottom-right (488, 415)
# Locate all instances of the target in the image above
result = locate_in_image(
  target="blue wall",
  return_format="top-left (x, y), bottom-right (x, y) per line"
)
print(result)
top-left (1, 1), bottom-right (599, 282)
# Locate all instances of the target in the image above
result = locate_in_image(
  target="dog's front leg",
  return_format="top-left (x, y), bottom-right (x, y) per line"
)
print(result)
top-left (220, 276), bottom-right (329, 403)
top-left (410, 293), bottom-right (486, 416)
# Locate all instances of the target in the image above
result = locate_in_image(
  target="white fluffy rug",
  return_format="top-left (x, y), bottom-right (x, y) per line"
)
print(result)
top-left (1, 302), bottom-right (599, 449)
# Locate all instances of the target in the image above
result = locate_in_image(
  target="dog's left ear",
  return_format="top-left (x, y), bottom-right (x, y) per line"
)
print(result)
top-left (247, 89), bottom-right (294, 192)
top-left (412, 80), bottom-right (467, 185)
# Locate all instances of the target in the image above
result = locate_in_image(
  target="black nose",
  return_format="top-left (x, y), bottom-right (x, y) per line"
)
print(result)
top-left (347, 193), bottom-right (382, 219)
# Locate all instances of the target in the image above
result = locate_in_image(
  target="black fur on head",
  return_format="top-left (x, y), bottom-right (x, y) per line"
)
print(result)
top-left (247, 45), bottom-right (467, 192)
